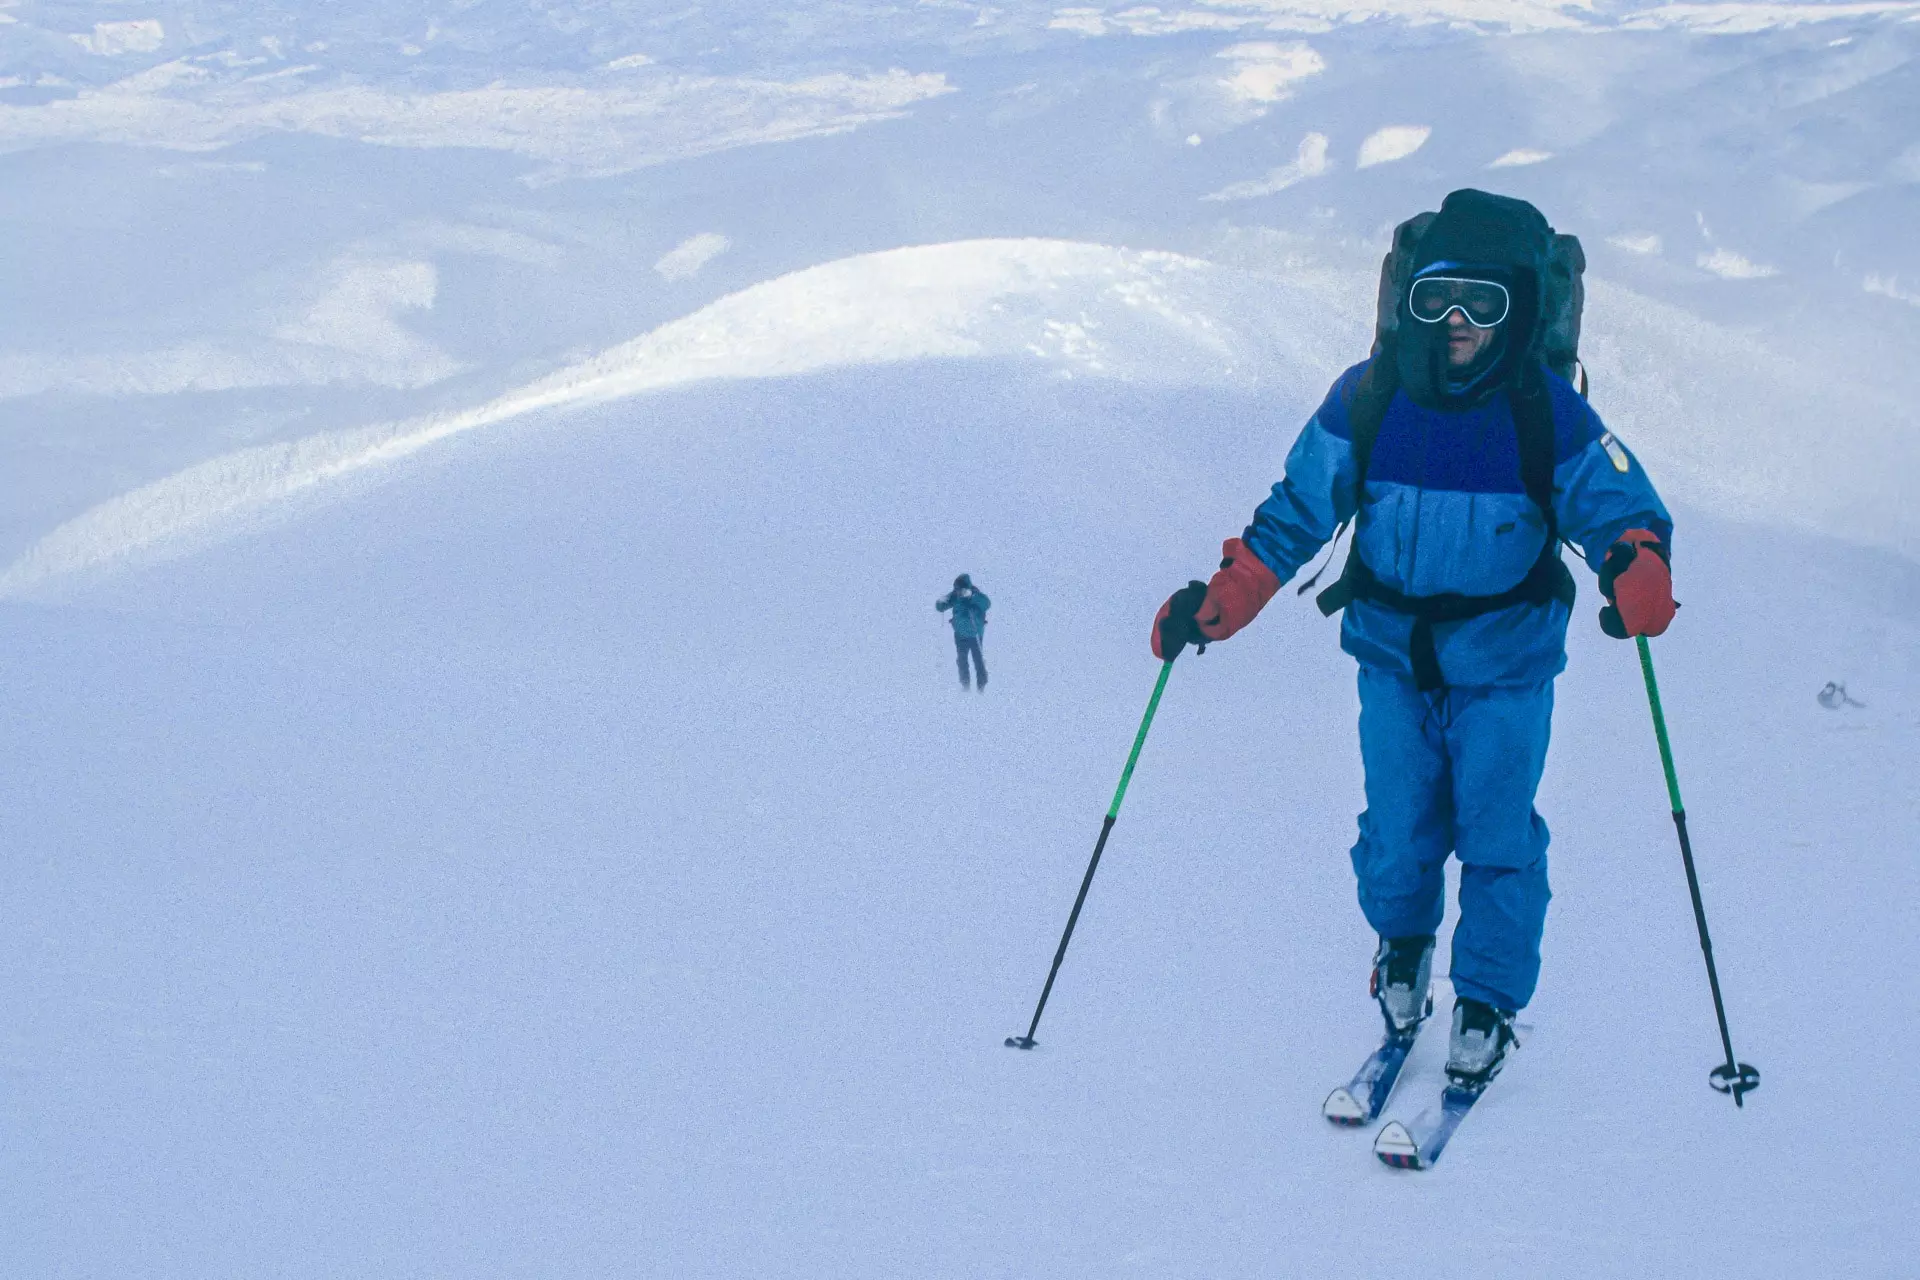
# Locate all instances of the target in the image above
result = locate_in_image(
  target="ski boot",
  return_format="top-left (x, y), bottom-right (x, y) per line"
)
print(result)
top-left (1370, 935), bottom-right (1435, 1039)
top-left (1445, 997), bottom-right (1518, 1090)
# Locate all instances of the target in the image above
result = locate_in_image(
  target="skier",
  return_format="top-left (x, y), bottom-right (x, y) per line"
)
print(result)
top-left (1152, 190), bottom-right (1677, 1093)
top-left (937, 574), bottom-right (991, 691)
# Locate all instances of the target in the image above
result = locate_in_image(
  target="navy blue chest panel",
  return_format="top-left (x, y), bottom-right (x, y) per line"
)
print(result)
top-left (1365, 392), bottom-right (1527, 496)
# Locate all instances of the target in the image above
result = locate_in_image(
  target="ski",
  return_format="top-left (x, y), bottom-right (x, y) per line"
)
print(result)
top-left (1372, 1082), bottom-right (1485, 1168)
top-left (1322, 1031), bottom-right (1418, 1127)
top-left (1373, 1023), bottom-right (1529, 1169)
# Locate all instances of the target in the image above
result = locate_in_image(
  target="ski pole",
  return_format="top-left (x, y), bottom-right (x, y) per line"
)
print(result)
top-left (1005, 657), bottom-right (1176, 1050)
top-left (1635, 635), bottom-right (1760, 1107)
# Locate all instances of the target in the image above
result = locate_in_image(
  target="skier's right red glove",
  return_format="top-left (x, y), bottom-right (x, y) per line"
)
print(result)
top-left (1151, 537), bottom-right (1281, 659)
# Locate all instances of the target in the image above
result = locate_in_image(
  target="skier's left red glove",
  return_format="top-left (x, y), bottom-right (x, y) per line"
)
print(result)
top-left (1598, 528), bottom-right (1675, 639)
top-left (1196, 537), bottom-right (1282, 643)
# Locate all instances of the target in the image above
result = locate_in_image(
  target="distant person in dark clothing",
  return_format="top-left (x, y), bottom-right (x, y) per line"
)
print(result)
top-left (936, 574), bottom-right (990, 691)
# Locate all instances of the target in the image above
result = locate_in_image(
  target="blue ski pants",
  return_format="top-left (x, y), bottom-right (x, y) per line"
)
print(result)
top-left (1350, 667), bottom-right (1554, 1012)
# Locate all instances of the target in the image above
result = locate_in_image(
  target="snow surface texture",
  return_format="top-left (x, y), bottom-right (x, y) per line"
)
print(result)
top-left (2, 3), bottom-right (1918, 1277)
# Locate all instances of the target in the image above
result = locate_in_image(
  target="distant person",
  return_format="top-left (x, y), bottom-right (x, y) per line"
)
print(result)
top-left (936, 574), bottom-right (990, 691)
top-left (1153, 190), bottom-right (1675, 1097)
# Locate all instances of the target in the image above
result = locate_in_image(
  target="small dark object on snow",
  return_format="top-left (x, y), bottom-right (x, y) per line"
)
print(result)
top-left (1817, 681), bottom-right (1865, 709)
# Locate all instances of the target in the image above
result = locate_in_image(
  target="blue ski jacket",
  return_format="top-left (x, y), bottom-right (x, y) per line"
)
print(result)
top-left (937, 588), bottom-right (991, 639)
top-left (1243, 359), bottom-right (1671, 686)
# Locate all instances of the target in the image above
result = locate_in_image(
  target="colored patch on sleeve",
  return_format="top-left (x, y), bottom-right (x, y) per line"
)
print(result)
top-left (1599, 432), bottom-right (1631, 473)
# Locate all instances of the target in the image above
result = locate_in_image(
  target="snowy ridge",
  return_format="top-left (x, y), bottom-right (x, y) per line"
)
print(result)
top-left (0, 239), bottom-right (1256, 595)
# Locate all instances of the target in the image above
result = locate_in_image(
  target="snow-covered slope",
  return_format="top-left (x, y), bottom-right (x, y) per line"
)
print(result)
top-left (4, 355), bottom-right (1914, 1278)
top-left (0, 3), bottom-right (1916, 1277)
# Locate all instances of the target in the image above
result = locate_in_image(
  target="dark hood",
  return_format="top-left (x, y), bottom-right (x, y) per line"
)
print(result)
top-left (1394, 189), bottom-right (1553, 411)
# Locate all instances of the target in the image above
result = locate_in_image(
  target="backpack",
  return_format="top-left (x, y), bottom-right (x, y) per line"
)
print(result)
top-left (1303, 209), bottom-right (1589, 690)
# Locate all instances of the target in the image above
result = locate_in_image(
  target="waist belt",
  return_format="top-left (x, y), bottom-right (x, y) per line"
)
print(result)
top-left (1317, 545), bottom-right (1575, 691)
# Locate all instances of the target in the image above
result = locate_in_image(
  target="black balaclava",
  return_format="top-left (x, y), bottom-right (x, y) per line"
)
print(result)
top-left (954, 574), bottom-right (972, 590)
top-left (1394, 189), bottom-right (1553, 411)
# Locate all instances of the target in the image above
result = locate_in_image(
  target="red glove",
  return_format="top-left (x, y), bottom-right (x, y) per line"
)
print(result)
top-left (1598, 528), bottom-right (1675, 639)
top-left (1151, 538), bottom-right (1282, 659)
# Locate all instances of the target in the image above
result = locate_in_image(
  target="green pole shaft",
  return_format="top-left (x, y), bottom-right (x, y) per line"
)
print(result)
top-left (1636, 636), bottom-right (1684, 812)
top-left (1107, 658), bottom-right (1175, 820)
top-left (1008, 660), bottom-right (1176, 1049)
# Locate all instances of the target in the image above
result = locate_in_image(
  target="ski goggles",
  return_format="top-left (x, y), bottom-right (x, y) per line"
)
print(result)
top-left (1407, 276), bottom-right (1511, 328)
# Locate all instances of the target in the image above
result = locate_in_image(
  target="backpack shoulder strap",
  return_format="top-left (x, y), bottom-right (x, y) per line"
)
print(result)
top-left (1345, 345), bottom-right (1401, 513)
top-left (1309, 348), bottom-right (1400, 614)
top-left (1505, 364), bottom-right (1559, 541)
